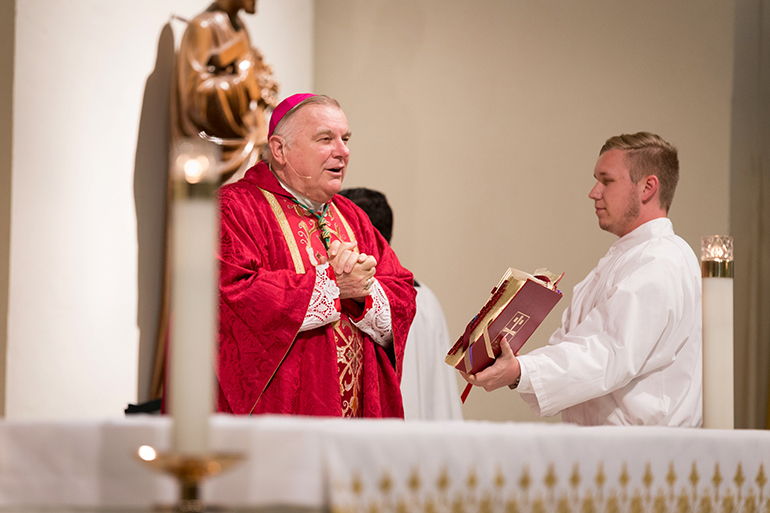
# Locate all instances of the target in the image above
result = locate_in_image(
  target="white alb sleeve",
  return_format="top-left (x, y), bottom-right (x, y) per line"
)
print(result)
top-left (351, 278), bottom-right (393, 347)
top-left (300, 263), bottom-right (341, 332)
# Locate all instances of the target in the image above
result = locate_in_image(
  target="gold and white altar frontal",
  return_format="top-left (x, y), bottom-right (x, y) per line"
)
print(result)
top-left (323, 421), bottom-right (769, 513)
top-left (0, 416), bottom-right (768, 513)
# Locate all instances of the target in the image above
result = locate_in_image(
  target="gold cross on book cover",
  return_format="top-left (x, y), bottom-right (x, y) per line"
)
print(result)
top-left (445, 268), bottom-right (564, 402)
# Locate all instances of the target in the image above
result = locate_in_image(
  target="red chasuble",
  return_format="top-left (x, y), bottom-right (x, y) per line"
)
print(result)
top-left (217, 162), bottom-right (416, 417)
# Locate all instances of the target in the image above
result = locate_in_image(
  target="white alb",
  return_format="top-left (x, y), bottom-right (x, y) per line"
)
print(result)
top-left (516, 218), bottom-right (703, 426)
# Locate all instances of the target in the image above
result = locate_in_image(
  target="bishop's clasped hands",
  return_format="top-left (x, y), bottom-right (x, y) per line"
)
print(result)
top-left (320, 239), bottom-right (377, 301)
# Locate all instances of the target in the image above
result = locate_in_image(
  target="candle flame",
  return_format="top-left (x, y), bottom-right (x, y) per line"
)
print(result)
top-left (138, 445), bottom-right (157, 461)
top-left (183, 157), bottom-right (210, 184)
top-left (172, 140), bottom-right (219, 185)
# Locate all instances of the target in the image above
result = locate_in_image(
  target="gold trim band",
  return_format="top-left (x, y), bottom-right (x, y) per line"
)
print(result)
top-left (702, 260), bottom-right (734, 278)
top-left (261, 189), bottom-right (305, 274)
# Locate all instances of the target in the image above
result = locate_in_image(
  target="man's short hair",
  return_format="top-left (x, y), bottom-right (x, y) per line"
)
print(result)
top-left (261, 95), bottom-right (342, 163)
top-left (338, 188), bottom-right (393, 244)
top-left (600, 132), bottom-right (679, 212)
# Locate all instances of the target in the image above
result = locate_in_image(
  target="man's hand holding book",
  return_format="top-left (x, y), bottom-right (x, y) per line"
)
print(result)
top-left (445, 267), bottom-right (563, 402)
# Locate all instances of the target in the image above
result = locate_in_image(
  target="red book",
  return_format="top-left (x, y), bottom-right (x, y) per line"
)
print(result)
top-left (445, 268), bottom-right (563, 402)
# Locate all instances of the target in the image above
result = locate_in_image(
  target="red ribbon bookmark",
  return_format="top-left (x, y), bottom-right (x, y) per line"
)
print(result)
top-left (460, 383), bottom-right (473, 403)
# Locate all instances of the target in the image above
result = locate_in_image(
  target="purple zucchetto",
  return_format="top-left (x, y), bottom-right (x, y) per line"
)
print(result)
top-left (268, 93), bottom-right (317, 139)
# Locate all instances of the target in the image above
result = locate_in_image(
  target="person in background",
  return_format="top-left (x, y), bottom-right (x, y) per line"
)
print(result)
top-left (340, 188), bottom-right (464, 421)
top-left (217, 94), bottom-right (416, 417)
top-left (462, 132), bottom-right (702, 426)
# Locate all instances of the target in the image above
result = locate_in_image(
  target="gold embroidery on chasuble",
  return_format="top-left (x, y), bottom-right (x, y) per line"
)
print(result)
top-left (295, 216), bottom-right (323, 266)
top-left (334, 317), bottom-right (364, 417)
top-left (263, 190), bottom-right (364, 416)
top-left (331, 202), bottom-right (357, 248)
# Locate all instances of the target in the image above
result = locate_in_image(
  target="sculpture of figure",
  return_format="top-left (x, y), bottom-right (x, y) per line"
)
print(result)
top-left (174, 0), bottom-right (278, 183)
top-left (148, 0), bottom-right (278, 403)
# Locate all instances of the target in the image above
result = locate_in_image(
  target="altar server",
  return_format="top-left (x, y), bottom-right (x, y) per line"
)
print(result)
top-left (462, 132), bottom-right (702, 427)
top-left (217, 94), bottom-right (416, 417)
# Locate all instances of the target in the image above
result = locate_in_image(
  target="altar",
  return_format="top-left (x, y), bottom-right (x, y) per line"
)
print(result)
top-left (1, 416), bottom-right (768, 512)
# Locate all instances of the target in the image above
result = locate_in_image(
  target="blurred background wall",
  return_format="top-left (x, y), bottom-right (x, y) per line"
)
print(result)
top-left (314, 0), bottom-right (736, 423)
top-left (1, 0), bottom-right (767, 427)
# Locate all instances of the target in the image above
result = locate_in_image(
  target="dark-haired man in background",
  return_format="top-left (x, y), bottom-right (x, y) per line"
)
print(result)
top-left (340, 188), bottom-right (463, 420)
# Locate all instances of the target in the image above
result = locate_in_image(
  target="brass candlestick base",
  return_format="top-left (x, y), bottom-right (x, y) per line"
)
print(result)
top-left (137, 446), bottom-right (245, 512)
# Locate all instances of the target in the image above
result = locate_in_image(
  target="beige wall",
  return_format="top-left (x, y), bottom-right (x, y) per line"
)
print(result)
top-left (315, 0), bottom-right (734, 421)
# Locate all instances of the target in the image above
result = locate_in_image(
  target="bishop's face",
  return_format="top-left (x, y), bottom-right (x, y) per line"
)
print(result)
top-left (588, 149), bottom-right (643, 237)
top-left (278, 104), bottom-right (351, 204)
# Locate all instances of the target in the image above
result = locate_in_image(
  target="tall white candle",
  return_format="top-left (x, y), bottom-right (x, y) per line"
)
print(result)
top-left (701, 235), bottom-right (734, 429)
top-left (168, 142), bottom-right (218, 454)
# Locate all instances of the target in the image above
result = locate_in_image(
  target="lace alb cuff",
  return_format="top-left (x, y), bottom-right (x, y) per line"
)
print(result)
top-left (300, 263), bottom-right (341, 332)
top-left (351, 278), bottom-right (393, 347)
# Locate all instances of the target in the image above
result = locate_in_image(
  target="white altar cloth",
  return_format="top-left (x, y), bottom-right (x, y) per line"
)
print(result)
top-left (1, 415), bottom-right (768, 512)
